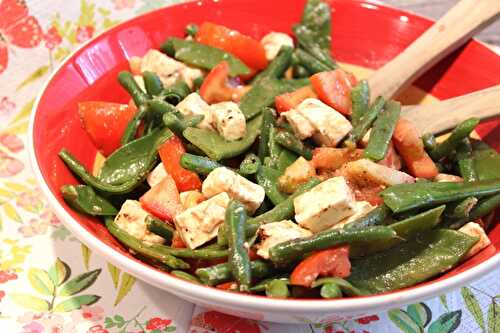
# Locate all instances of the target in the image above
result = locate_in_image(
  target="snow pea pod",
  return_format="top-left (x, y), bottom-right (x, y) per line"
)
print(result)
top-left (350, 80), bottom-right (370, 127)
top-left (239, 153), bottom-right (261, 176)
top-left (183, 114), bottom-right (262, 161)
top-left (146, 216), bottom-right (174, 243)
top-left (430, 117), bottom-right (479, 161)
top-left (99, 127), bottom-right (173, 185)
top-left (195, 260), bottom-right (275, 286)
top-left (180, 153), bottom-right (224, 175)
top-left (293, 48), bottom-right (332, 74)
top-left (380, 179), bottom-right (500, 213)
top-left (253, 46), bottom-right (293, 84)
top-left (256, 166), bottom-right (288, 205)
top-left (143, 71), bottom-right (164, 97)
top-left (456, 138), bottom-right (477, 182)
top-left (363, 100), bottom-right (401, 161)
top-left (447, 193), bottom-right (500, 229)
top-left (346, 96), bottom-right (385, 146)
top-left (258, 108), bottom-right (275, 162)
top-left (347, 229), bottom-right (478, 294)
top-left (472, 142), bottom-right (500, 180)
top-left (60, 184), bottom-right (118, 216)
top-left (163, 112), bottom-right (204, 137)
top-left (158, 80), bottom-right (191, 105)
top-left (161, 37), bottom-right (250, 76)
top-left (275, 130), bottom-right (313, 160)
top-left (344, 205), bottom-right (391, 229)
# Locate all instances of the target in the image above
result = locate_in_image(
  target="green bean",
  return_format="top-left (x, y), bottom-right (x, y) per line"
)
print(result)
top-left (444, 197), bottom-right (478, 220)
top-left (154, 246), bottom-right (228, 260)
top-left (258, 108), bottom-right (275, 162)
top-left (293, 49), bottom-right (332, 74)
top-left (299, 0), bottom-right (332, 51)
top-left (350, 80), bottom-right (370, 127)
top-left (239, 153), bottom-right (261, 176)
top-left (456, 138), bottom-right (477, 182)
top-left (380, 179), bottom-right (500, 213)
top-left (363, 100), bottom-right (401, 161)
top-left (269, 226), bottom-right (397, 265)
top-left (163, 112), bottom-right (204, 137)
top-left (118, 71), bottom-right (149, 107)
top-left (293, 65), bottom-right (310, 78)
top-left (280, 78), bottom-right (311, 91)
top-left (180, 153), bottom-right (224, 175)
top-left (195, 260), bottom-right (275, 286)
top-left (161, 38), bottom-right (250, 76)
top-left (265, 279), bottom-right (290, 298)
top-left (105, 218), bottom-right (190, 269)
top-left (275, 130), bottom-right (313, 160)
top-left (448, 193), bottom-right (500, 229)
top-left (60, 185), bottom-right (118, 216)
top-left (422, 133), bottom-right (437, 153)
top-left (142, 71), bottom-right (164, 96)
top-left (185, 23), bottom-right (198, 37)
top-left (344, 205), bottom-right (391, 229)
top-left (249, 275), bottom-right (289, 292)
top-left (239, 78), bottom-right (290, 120)
top-left (348, 229), bottom-right (478, 294)
top-left (256, 166), bottom-right (288, 205)
top-left (225, 200), bottom-right (251, 291)
top-left (265, 126), bottom-right (282, 169)
top-left (430, 118), bottom-right (479, 161)
top-left (320, 283), bottom-right (342, 299)
top-left (159, 80), bottom-right (191, 105)
top-left (183, 115), bottom-right (262, 161)
top-left (311, 277), bottom-right (367, 296)
top-left (146, 216), bottom-right (174, 243)
top-left (171, 270), bottom-right (201, 284)
top-left (121, 106), bottom-right (147, 145)
top-left (253, 46), bottom-right (293, 84)
top-left (345, 96), bottom-right (385, 145)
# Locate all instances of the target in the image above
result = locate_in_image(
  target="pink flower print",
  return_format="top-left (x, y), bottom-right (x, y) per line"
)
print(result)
top-left (80, 305), bottom-right (104, 322)
top-left (43, 26), bottom-right (62, 50)
top-left (21, 321), bottom-right (44, 333)
top-left (0, 290), bottom-right (5, 300)
top-left (41, 209), bottom-right (60, 226)
top-left (76, 26), bottom-right (94, 43)
top-left (16, 188), bottom-right (45, 213)
top-left (87, 325), bottom-right (109, 333)
top-left (0, 133), bottom-right (24, 152)
top-left (0, 150), bottom-right (23, 177)
top-left (356, 315), bottom-right (380, 325)
top-left (0, 270), bottom-right (17, 283)
top-left (18, 218), bottom-right (49, 237)
top-left (0, 96), bottom-right (15, 114)
top-left (146, 317), bottom-right (172, 330)
top-left (113, 0), bottom-right (136, 10)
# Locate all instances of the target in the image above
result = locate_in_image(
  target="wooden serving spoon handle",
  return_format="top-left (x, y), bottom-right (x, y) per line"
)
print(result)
top-left (401, 84), bottom-right (500, 135)
top-left (368, 0), bottom-right (500, 102)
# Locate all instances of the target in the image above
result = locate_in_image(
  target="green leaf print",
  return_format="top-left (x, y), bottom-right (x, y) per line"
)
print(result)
top-left (48, 258), bottom-right (71, 286)
top-left (114, 272), bottom-right (136, 306)
top-left (439, 294), bottom-right (449, 310)
top-left (58, 268), bottom-right (101, 296)
top-left (407, 303), bottom-right (432, 328)
top-left (107, 262), bottom-right (121, 289)
top-left (9, 99), bottom-right (34, 126)
top-left (3, 202), bottom-right (22, 223)
top-left (427, 311), bottom-right (461, 333)
top-left (53, 294), bottom-right (100, 312)
top-left (78, 0), bottom-right (96, 28)
top-left (15, 66), bottom-right (50, 91)
top-left (487, 301), bottom-right (500, 333)
top-left (10, 293), bottom-right (50, 311)
top-left (388, 309), bottom-right (423, 333)
top-left (461, 287), bottom-right (485, 331)
top-left (28, 268), bottom-right (55, 296)
top-left (81, 243), bottom-right (92, 270)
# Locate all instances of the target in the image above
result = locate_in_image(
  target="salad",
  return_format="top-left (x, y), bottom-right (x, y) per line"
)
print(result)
top-left (59, 0), bottom-right (499, 299)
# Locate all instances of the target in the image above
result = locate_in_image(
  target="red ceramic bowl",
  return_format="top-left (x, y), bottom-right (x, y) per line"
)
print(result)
top-left (29, 0), bottom-right (500, 323)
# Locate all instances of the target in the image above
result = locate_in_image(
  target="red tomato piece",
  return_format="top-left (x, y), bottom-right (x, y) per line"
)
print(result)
top-left (275, 86), bottom-right (317, 114)
top-left (171, 232), bottom-right (187, 248)
top-left (196, 22), bottom-right (268, 70)
top-left (78, 101), bottom-right (137, 156)
top-left (140, 174), bottom-right (183, 222)
top-left (378, 141), bottom-right (402, 170)
top-left (158, 135), bottom-right (202, 191)
top-left (312, 148), bottom-right (364, 172)
top-left (200, 61), bottom-right (250, 104)
top-left (216, 281), bottom-right (238, 291)
top-left (392, 118), bottom-right (438, 179)
top-left (310, 69), bottom-right (357, 115)
top-left (290, 246), bottom-right (351, 288)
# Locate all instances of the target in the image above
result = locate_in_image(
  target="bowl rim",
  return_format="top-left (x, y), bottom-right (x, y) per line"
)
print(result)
top-left (28, 0), bottom-right (500, 314)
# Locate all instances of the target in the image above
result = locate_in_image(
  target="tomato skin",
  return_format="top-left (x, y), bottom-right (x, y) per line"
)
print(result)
top-left (310, 69), bottom-right (357, 115)
top-left (140, 174), bottom-right (183, 222)
top-left (392, 118), bottom-right (438, 179)
top-left (158, 136), bottom-right (202, 192)
top-left (196, 22), bottom-right (268, 70)
top-left (78, 101), bottom-right (137, 156)
top-left (275, 86), bottom-right (317, 114)
top-left (171, 232), bottom-right (187, 248)
top-left (290, 246), bottom-right (351, 288)
top-left (200, 61), bottom-right (232, 104)
top-left (378, 141), bottom-right (402, 170)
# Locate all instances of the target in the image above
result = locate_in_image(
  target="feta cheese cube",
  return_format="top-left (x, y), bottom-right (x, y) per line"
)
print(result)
top-left (459, 222), bottom-right (491, 259)
top-left (174, 192), bottom-right (230, 249)
top-left (261, 32), bottom-right (294, 61)
top-left (114, 200), bottom-right (164, 245)
top-left (331, 201), bottom-right (375, 230)
top-left (345, 158), bottom-right (415, 187)
top-left (209, 102), bottom-right (246, 141)
top-left (256, 220), bottom-right (312, 259)
top-left (202, 167), bottom-right (265, 213)
top-left (176, 93), bottom-right (213, 130)
top-left (294, 177), bottom-right (356, 233)
top-left (179, 66), bottom-right (204, 89)
top-left (281, 108), bottom-right (316, 140)
top-left (147, 164), bottom-right (167, 188)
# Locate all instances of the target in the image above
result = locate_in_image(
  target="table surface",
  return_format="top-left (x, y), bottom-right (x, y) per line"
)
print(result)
top-left (0, 1), bottom-right (499, 333)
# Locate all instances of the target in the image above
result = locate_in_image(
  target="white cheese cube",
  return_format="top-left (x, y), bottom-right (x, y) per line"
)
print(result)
top-left (202, 167), bottom-right (265, 213)
top-left (176, 93), bottom-right (213, 130)
top-left (261, 32), bottom-right (294, 61)
top-left (294, 177), bottom-right (356, 233)
top-left (278, 156), bottom-right (316, 194)
top-left (256, 220), bottom-right (312, 259)
top-left (114, 200), bottom-right (164, 245)
top-left (331, 201), bottom-right (375, 230)
top-left (281, 108), bottom-right (316, 140)
top-left (179, 66), bottom-right (204, 89)
top-left (434, 173), bottom-right (463, 183)
top-left (209, 102), bottom-right (246, 141)
top-left (147, 163), bottom-right (167, 188)
top-left (345, 158), bottom-right (415, 187)
top-left (174, 192), bottom-right (230, 249)
top-left (459, 222), bottom-right (491, 259)
top-left (141, 49), bottom-right (185, 87)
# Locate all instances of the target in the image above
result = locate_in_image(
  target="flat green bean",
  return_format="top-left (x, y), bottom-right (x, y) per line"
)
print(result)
top-left (180, 153), bottom-right (224, 175)
top-left (256, 166), bottom-right (288, 205)
top-left (350, 80), bottom-right (370, 127)
top-left (195, 260), bottom-right (275, 286)
top-left (146, 216), bottom-right (174, 243)
top-left (456, 139), bottom-right (477, 182)
top-left (346, 96), bottom-right (385, 146)
top-left (258, 108), bottom-right (275, 162)
top-left (275, 130), bottom-right (313, 160)
top-left (430, 118), bottom-right (479, 161)
top-left (143, 71), bottom-right (164, 96)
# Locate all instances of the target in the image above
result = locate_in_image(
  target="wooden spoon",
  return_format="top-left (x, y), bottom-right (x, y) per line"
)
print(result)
top-left (401, 84), bottom-right (500, 135)
top-left (368, 0), bottom-right (500, 102)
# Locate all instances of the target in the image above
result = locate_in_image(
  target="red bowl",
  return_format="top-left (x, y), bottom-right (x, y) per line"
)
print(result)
top-left (29, 0), bottom-right (500, 323)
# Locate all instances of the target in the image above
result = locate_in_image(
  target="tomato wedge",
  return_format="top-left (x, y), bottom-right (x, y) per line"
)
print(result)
top-left (310, 69), bottom-right (357, 115)
top-left (392, 118), bottom-right (438, 179)
top-left (140, 174), bottom-right (183, 222)
top-left (78, 101), bottom-right (137, 156)
top-left (275, 86), bottom-right (317, 114)
top-left (290, 246), bottom-right (351, 287)
top-left (158, 135), bottom-right (202, 191)
top-left (196, 22), bottom-right (268, 70)
top-left (171, 232), bottom-right (187, 248)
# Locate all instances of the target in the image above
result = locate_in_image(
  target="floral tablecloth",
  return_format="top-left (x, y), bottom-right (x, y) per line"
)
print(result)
top-left (0, 1), bottom-right (499, 332)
